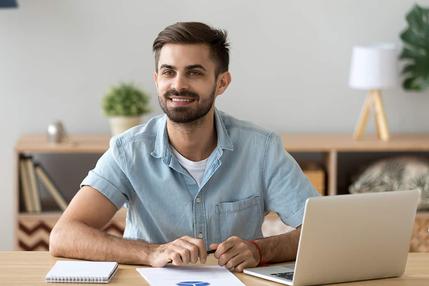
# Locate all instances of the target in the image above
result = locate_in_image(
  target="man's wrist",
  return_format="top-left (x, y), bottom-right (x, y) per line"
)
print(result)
top-left (248, 240), bottom-right (267, 266)
top-left (145, 243), bottom-right (162, 266)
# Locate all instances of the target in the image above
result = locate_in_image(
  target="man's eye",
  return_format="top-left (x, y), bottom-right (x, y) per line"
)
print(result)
top-left (162, 70), bottom-right (175, 76)
top-left (188, 71), bottom-right (203, 76)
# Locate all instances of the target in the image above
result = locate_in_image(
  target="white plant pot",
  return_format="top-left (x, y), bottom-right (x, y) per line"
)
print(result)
top-left (108, 116), bottom-right (142, 136)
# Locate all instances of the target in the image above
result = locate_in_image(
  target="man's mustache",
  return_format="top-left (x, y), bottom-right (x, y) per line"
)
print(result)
top-left (164, 89), bottom-right (199, 99)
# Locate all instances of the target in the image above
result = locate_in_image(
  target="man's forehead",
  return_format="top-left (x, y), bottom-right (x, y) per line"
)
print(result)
top-left (158, 43), bottom-right (215, 70)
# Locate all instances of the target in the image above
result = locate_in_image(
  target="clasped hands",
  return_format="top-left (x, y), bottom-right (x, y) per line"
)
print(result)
top-left (148, 235), bottom-right (261, 272)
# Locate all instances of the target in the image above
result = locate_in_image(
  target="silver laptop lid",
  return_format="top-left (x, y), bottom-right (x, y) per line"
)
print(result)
top-left (293, 190), bottom-right (419, 286)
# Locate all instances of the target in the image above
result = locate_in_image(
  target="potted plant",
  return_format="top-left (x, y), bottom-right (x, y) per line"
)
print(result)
top-left (102, 82), bottom-right (151, 135)
top-left (400, 4), bottom-right (429, 91)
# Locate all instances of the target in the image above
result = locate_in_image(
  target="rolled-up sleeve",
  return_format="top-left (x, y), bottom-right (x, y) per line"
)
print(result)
top-left (263, 133), bottom-right (320, 228)
top-left (81, 138), bottom-right (133, 209)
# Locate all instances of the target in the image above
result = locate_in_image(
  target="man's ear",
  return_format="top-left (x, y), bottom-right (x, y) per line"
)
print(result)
top-left (153, 71), bottom-right (159, 89)
top-left (215, 71), bottom-right (231, 96)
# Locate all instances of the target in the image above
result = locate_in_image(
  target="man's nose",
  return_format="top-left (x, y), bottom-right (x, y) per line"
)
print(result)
top-left (171, 74), bottom-right (189, 91)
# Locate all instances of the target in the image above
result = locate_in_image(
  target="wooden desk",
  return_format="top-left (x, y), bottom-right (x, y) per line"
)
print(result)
top-left (0, 252), bottom-right (428, 285)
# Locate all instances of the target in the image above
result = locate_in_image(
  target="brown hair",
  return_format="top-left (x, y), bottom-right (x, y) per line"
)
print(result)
top-left (153, 22), bottom-right (230, 76)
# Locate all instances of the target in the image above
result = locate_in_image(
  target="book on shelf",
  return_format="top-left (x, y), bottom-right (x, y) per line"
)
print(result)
top-left (19, 156), bottom-right (68, 212)
top-left (34, 163), bottom-right (68, 211)
top-left (19, 158), bottom-right (33, 212)
top-left (25, 157), bottom-right (42, 212)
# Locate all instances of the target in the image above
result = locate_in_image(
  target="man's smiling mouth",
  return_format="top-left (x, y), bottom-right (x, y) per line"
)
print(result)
top-left (170, 97), bottom-right (195, 102)
top-left (168, 96), bottom-right (197, 106)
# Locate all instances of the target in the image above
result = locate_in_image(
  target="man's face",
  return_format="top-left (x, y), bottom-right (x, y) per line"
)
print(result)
top-left (154, 44), bottom-right (220, 124)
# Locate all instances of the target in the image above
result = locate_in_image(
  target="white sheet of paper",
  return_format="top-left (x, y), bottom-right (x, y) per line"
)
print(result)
top-left (136, 265), bottom-right (245, 286)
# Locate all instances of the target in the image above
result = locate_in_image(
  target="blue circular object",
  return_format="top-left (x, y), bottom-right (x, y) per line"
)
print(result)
top-left (176, 281), bottom-right (210, 286)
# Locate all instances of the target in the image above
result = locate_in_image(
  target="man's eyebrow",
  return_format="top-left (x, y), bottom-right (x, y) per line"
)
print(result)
top-left (159, 64), bottom-right (175, 70)
top-left (186, 65), bottom-right (206, 71)
top-left (159, 64), bottom-right (207, 71)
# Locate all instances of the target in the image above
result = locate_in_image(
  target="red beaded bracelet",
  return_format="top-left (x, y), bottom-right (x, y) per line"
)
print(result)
top-left (249, 240), bottom-right (267, 266)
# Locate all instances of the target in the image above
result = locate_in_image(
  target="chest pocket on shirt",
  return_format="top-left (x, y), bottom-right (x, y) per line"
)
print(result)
top-left (216, 195), bottom-right (263, 242)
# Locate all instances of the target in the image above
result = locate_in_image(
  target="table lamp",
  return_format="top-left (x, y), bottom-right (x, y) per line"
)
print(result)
top-left (349, 44), bottom-right (398, 141)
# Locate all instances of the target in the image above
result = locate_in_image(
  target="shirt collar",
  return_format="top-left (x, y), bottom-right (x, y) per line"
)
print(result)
top-left (151, 109), bottom-right (234, 160)
top-left (151, 114), bottom-right (169, 159)
top-left (214, 108), bottom-right (234, 151)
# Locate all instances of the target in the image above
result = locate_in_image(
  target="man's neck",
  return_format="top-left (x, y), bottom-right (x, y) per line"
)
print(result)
top-left (166, 109), bottom-right (217, 162)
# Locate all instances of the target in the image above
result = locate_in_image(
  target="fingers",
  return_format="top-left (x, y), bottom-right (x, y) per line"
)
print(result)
top-left (235, 260), bottom-right (252, 273)
top-left (182, 236), bottom-right (208, 264)
top-left (187, 236), bottom-right (208, 264)
top-left (165, 236), bottom-right (208, 266)
top-left (214, 236), bottom-right (260, 272)
top-left (170, 251), bottom-right (184, 265)
top-left (214, 236), bottom-right (237, 258)
top-left (174, 239), bottom-right (199, 264)
top-left (168, 244), bottom-right (190, 265)
top-left (225, 254), bottom-right (246, 271)
top-left (217, 247), bottom-right (240, 266)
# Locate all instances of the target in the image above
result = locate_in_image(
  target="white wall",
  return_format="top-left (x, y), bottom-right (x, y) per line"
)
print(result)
top-left (1, 0), bottom-right (429, 250)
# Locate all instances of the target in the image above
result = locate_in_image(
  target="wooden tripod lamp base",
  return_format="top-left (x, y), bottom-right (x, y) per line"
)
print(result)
top-left (353, 89), bottom-right (390, 141)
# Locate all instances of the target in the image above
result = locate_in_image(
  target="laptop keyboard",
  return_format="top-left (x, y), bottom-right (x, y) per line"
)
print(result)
top-left (271, 271), bottom-right (294, 280)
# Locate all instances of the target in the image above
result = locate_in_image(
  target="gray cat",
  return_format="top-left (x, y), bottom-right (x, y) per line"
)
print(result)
top-left (349, 157), bottom-right (429, 210)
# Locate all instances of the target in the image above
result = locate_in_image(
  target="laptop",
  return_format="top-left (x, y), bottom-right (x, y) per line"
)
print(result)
top-left (244, 190), bottom-right (420, 286)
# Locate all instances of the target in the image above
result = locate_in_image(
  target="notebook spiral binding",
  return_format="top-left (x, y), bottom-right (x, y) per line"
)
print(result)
top-left (46, 276), bottom-right (107, 283)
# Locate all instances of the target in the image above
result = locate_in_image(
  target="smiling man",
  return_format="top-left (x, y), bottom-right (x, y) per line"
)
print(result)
top-left (49, 22), bottom-right (319, 272)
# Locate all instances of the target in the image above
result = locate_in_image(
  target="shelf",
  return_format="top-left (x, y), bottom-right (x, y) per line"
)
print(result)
top-left (18, 208), bottom-right (126, 220)
top-left (16, 133), bottom-right (429, 153)
top-left (15, 134), bottom-right (110, 153)
top-left (283, 133), bottom-right (429, 152)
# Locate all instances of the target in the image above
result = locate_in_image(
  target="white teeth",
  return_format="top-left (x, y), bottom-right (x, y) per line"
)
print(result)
top-left (171, 98), bottom-right (193, 102)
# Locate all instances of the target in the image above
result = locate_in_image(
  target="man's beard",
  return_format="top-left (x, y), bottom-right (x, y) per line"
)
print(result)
top-left (158, 87), bottom-right (216, 124)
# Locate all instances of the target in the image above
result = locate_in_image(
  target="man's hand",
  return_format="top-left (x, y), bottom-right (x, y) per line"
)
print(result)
top-left (149, 236), bottom-right (208, 267)
top-left (209, 236), bottom-right (260, 272)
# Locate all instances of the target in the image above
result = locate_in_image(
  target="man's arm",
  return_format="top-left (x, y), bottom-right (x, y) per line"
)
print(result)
top-left (210, 227), bottom-right (301, 272)
top-left (50, 186), bottom-right (208, 266)
top-left (255, 226), bottom-right (301, 263)
top-left (49, 186), bottom-right (154, 264)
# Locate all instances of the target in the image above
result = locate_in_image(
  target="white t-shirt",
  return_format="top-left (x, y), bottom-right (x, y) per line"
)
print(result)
top-left (171, 147), bottom-right (208, 188)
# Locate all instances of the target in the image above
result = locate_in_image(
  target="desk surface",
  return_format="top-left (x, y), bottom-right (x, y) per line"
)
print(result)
top-left (0, 252), bottom-right (428, 285)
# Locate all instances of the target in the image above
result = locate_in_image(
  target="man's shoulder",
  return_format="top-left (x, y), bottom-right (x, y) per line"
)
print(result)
top-left (109, 114), bottom-right (165, 149)
top-left (218, 110), bottom-right (275, 142)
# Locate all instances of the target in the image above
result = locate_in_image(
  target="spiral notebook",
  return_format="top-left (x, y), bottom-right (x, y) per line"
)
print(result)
top-left (45, 261), bottom-right (118, 283)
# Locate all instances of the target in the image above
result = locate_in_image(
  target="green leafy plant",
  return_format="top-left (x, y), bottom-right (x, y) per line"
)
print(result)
top-left (400, 4), bottom-right (429, 91)
top-left (102, 83), bottom-right (151, 116)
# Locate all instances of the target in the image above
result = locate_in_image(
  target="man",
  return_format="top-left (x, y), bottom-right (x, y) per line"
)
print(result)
top-left (50, 22), bottom-right (319, 272)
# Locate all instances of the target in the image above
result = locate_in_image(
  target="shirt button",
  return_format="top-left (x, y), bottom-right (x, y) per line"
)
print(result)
top-left (196, 197), bottom-right (201, 203)
top-left (198, 232), bottom-right (203, 239)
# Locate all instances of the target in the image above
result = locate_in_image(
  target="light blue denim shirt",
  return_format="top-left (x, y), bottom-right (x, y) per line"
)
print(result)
top-left (81, 109), bottom-right (319, 248)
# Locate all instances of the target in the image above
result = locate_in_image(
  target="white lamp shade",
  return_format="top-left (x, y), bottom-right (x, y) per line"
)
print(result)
top-left (349, 44), bottom-right (398, 90)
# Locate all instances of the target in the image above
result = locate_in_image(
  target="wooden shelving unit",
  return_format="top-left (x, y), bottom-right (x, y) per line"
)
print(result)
top-left (283, 133), bottom-right (429, 252)
top-left (14, 133), bottom-right (429, 251)
top-left (14, 134), bottom-right (124, 251)
top-left (283, 133), bottom-right (429, 195)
